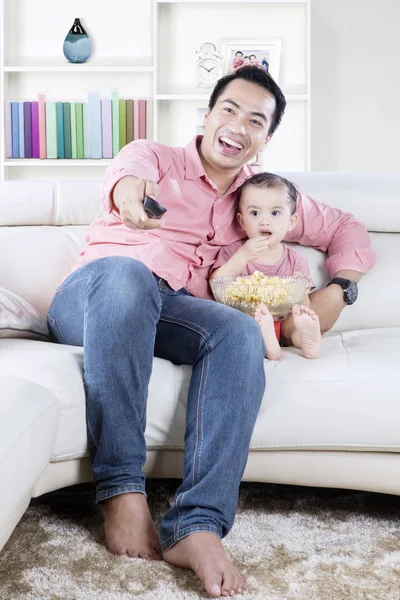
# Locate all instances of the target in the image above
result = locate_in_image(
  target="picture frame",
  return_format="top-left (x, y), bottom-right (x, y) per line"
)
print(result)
top-left (220, 39), bottom-right (282, 83)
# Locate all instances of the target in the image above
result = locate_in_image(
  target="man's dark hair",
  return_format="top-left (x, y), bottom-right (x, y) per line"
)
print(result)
top-left (235, 51), bottom-right (243, 57)
top-left (208, 65), bottom-right (286, 135)
top-left (237, 172), bottom-right (298, 215)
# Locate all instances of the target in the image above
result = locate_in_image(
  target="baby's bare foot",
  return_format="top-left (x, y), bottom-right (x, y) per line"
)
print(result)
top-left (164, 531), bottom-right (247, 598)
top-left (104, 492), bottom-right (161, 560)
top-left (254, 303), bottom-right (281, 360)
top-left (292, 304), bottom-right (321, 359)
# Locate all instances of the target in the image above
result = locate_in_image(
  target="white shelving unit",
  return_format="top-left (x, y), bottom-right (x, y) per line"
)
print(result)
top-left (0, 0), bottom-right (310, 181)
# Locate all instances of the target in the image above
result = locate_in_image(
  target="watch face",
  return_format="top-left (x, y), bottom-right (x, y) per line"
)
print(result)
top-left (345, 281), bottom-right (358, 304)
top-left (197, 58), bottom-right (223, 86)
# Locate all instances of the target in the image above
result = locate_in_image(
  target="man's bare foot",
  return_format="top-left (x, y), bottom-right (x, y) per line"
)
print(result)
top-left (104, 492), bottom-right (161, 560)
top-left (254, 303), bottom-right (281, 360)
top-left (292, 304), bottom-right (321, 359)
top-left (164, 531), bottom-right (246, 598)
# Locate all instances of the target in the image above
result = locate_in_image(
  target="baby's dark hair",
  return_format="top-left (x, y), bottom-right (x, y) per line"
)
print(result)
top-left (237, 172), bottom-right (298, 215)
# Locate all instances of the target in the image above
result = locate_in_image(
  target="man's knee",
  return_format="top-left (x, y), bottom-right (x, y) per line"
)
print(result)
top-left (212, 309), bottom-right (265, 357)
top-left (87, 257), bottom-right (160, 314)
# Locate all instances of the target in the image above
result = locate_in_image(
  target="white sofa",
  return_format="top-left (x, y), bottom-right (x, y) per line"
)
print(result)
top-left (1, 173), bottom-right (399, 551)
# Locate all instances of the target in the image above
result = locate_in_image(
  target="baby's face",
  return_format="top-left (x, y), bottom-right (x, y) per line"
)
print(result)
top-left (237, 185), bottom-right (297, 247)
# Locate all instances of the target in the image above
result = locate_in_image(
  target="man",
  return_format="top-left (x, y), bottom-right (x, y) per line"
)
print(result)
top-left (47, 66), bottom-right (375, 598)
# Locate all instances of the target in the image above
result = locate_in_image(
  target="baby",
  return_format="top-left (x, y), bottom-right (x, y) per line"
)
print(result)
top-left (210, 172), bottom-right (321, 360)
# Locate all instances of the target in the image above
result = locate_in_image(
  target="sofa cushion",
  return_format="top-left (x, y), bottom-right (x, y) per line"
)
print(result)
top-left (0, 329), bottom-right (399, 462)
top-left (0, 287), bottom-right (49, 340)
top-left (0, 377), bottom-right (58, 550)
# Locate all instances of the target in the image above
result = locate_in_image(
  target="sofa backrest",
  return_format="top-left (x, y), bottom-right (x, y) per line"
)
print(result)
top-left (0, 173), bottom-right (399, 332)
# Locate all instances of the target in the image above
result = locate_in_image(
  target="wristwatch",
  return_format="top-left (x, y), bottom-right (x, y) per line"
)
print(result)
top-left (326, 277), bottom-right (358, 305)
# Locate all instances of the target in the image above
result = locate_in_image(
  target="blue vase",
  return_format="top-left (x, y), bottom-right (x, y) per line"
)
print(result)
top-left (63, 18), bottom-right (91, 64)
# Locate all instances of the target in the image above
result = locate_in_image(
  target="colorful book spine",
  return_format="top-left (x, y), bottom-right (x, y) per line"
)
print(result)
top-left (56, 102), bottom-right (65, 159)
top-left (101, 99), bottom-right (112, 158)
top-left (83, 103), bottom-right (90, 159)
top-left (126, 99), bottom-right (134, 144)
top-left (70, 103), bottom-right (77, 159)
top-left (138, 99), bottom-right (146, 140)
top-left (146, 99), bottom-right (152, 140)
top-left (31, 102), bottom-right (39, 158)
top-left (87, 92), bottom-right (102, 159)
top-left (45, 102), bottom-right (57, 159)
top-left (63, 103), bottom-right (72, 159)
top-left (18, 102), bottom-right (25, 158)
top-left (38, 94), bottom-right (46, 159)
top-left (11, 102), bottom-right (19, 158)
top-left (76, 102), bottom-right (84, 159)
top-left (23, 102), bottom-right (32, 158)
top-left (119, 99), bottom-right (127, 149)
top-left (4, 92), bottom-right (150, 161)
top-left (133, 99), bottom-right (139, 141)
top-left (5, 101), bottom-right (12, 158)
top-left (111, 89), bottom-right (119, 156)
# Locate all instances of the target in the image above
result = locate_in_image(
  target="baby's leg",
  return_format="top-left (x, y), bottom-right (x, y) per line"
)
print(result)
top-left (281, 297), bottom-right (321, 359)
top-left (254, 303), bottom-right (281, 360)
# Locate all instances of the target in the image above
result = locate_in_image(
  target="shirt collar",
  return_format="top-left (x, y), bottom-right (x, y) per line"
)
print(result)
top-left (184, 135), bottom-right (253, 193)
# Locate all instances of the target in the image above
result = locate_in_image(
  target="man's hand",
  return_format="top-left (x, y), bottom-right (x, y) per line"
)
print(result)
top-left (239, 236), bottom-right (270, 262)
top-left (112, 176), bottom-right (164, 230)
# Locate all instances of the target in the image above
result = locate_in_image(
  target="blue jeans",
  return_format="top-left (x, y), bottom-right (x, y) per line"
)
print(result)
top-left (47, 257), bottom-right (266, 551)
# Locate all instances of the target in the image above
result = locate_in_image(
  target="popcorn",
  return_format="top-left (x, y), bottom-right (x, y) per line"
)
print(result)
top-left (224, 271), bottom-right (293, 306)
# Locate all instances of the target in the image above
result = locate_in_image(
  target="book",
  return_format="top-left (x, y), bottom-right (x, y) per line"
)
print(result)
top-left (111, 89), bottom-right (119, 156)
top-left (23, 102), bottom-right (32, 158)
top-left (11, 102), bottom-right (19, 158)
top-left (101, 99), bottom-right (112, 158)
top-left (5, 101), bottom-right (12, 158)
top-left (146, 99), bottom-right (152, 140)
top-left (126, 99), bottom-right (134, 144)
top-left (31, 102), bottom-right (40, 158)
top-left (138, 99), bottom-right (146, 139)
top-left (133, 99), bottom-right (139, 141)
top-left (38, 94), bottom-right (46, 159)
top-left (63, 103), bottom-right (72, 159)
top-left (56, 102), bottom-right (65, 159)
top-left (18, 102), bottom-right (25, 158)
top-left (119, 99), bottom-right (127, 149)
top-left (75, 102), bottom-right (84, 159)
top-left (83, 103), bottom-right (90, 159)
top-left (45, 102), bottom-right (57, 159)
top-left (70, 103), bottom-right (77, 159)
top-left (87, 92), bottom-right (102, 159)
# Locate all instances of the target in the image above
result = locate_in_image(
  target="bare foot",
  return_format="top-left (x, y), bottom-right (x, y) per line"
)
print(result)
top-left (164, 531), bottom-right (246, 598)
top-left (104, 492), bottom-right (161, 560)
top-left (292, 304), bottom-right (321, 359)
top-left (254, 303), bottom-right (281, 360)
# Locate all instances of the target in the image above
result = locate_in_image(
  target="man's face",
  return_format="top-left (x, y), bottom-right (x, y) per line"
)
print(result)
top-left (249, 56), bottom-right (257, 66)
top-left (201, 78), bottom-right (276, 173)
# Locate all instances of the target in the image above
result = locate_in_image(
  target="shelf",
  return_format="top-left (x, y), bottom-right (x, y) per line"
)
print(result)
top-left (4, 57), bottom-right (154, 73)
top-left (157, 0), bottom-right (307, 3)
top-left (157, 84), bottom-right (308, 102)
top-left (4, 160), bottom-right (112, 167)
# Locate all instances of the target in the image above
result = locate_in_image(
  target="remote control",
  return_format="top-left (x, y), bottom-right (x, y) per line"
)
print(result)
top-left (143, 195), bottom-right (167, 219)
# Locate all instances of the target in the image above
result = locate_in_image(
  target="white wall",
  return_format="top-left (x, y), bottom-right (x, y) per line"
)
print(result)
top-left (311, 0), bottom-right (400, 174)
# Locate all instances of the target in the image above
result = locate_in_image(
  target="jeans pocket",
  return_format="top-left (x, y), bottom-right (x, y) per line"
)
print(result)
top-left (47, 314), bottom-right (67, 344)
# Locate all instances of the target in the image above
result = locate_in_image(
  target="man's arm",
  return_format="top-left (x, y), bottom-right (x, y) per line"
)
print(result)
top-left (285, 192), bottom-right (376, 332)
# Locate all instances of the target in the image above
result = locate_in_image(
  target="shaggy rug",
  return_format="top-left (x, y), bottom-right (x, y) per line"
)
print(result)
top-left (1, 480), bottom-right (400, 600)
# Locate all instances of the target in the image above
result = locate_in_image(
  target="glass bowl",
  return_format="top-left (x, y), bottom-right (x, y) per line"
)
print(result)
top-left (210, 273), bottom-right (308, 320)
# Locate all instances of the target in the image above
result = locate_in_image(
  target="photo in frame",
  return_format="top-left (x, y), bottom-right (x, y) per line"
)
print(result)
top-left (220, 39), bottom-right (281, 83)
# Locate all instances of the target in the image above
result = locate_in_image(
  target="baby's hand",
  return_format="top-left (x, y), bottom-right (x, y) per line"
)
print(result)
top-left (240, 236), bottom-right (270, 262)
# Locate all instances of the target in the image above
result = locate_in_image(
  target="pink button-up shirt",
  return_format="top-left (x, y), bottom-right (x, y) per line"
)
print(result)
top-left (72, 136), bottom-right (375, 299)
